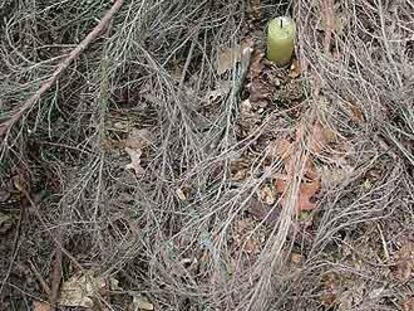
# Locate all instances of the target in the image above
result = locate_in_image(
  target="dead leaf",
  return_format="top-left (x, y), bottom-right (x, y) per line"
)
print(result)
top-left (206, 89), bottom-right (224, 102)
top-left (33, 302), bottom-right (52, 311)
top-left (348, 103), bottom-right (365, 122)
top-left (248, 0), bottom-right (262, 20)
top-left (113, 120), bottom-right (130, 130)
top-left (275, 178), bottom-right (320, 212)
top-left (288, 59), bottom-right (302, 79)
top-left (297, 181), bottom-right (319, 211)
top-left (0, 212), bottom-right (13, 234)
top-left (248, 198), bottom-right (279, 224)
top-left (290, 252), bottom-right (304, 265)
top-left (240, 98), bottom-right (253, 116)
top-left (270, 122), bottom-right (328, 213)
top-left (123, 128), bottom-right (152, 176)
top-left (215, 40), bottom-right (254, 76)
top-left (320, 166), bottom-right (349, 189)
top-left (131, 295), bottom-right (154, 311)
top-left (269, 139), bottom-right (292, 160)
top-left (282, 153), bottom-right (319, 181)
top-left (392, 241), bottom-right (414, 282)
top-left (176, 188), bottom-right (187, 201)
top-left (125, 147), bottom-right (145, 176)
top-left (216, 44), bottom-right (243, 75)
top-left (244, 237), bottom-right (260, 254)
top-left (307, 122), bottom-right (335, 154)
top-left (249, 80), bottom-right (271, 103)
top-left (249, 49), bottom-right (265, 79)
top-left (259, 185), bottom-right (276, 205)
top-left (402, 297), bottom-right (414, 311)
top-left (0, 189), bottom-right (11, 203)
top-left (232, 170), bottom-right (247, 181)
top-left (233, 218), bottom-right (264, 257)
top-left (320, 272), bottom-right (341, 306)
top-left (246, 49), bottom-right (273, 104)
top-left (318, 4), bottom-right (348, 36)
top-left (58, 271), bottom-right (106, 308)
top-left (170, 61), bottom-right (184, 81)
top-left (125, 128), bottom-right (152, 150)
top-left (304, 159), bottom-right (320, 180)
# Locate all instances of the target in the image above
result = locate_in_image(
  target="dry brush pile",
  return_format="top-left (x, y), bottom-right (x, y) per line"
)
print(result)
top-left (0, 0), bottom-right (413, 310)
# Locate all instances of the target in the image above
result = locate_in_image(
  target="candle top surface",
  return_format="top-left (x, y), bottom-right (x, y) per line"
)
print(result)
top-left (268, 16), bottom-right (296, 39)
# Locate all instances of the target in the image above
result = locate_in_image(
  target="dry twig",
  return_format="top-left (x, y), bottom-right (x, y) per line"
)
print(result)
top-left (0, 0), bottom-right (125, 139)
top-left (322, 0), bottom-right (335, 53)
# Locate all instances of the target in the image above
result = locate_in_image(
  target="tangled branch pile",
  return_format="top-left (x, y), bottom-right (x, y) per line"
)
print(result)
top-left (0, 0), bottom-right (413, 310)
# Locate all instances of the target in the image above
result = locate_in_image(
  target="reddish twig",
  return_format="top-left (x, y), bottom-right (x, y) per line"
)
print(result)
top-left (322, 0), bottom-right (335, 53)
top-left (0, 0), bottom-right (125, 138)
top-left (49, 231), bottom-right (63, 307)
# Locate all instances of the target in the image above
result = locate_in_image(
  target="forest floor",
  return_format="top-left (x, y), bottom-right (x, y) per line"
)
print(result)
top-left (0, 1), bottom-right (413, 310)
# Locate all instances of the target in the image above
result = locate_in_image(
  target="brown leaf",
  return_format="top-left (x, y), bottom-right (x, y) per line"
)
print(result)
top-left (304, 160), bottom-right (320, 180)
top-left (0, 212), bottom-right (13, 234)
top-left (125, 128), bottom-right (152, 150)
top-left (216, 44), bottom-right (243, 75)
top-left (175, 188), bottom-right (187, 201)
top-left (307, 122), bottom-right (335, 153)
top-left (320, 165), bottom-right (349, 189)
top-left (348, 103), bottom-right (365, 122)
top-left (131, 295), bottom-right (154, 310)
top-left (392, 241), bottom-right (414, 282)
top-left (402, 297), bottom-right (414, 311)
top-left (288, 59), bottom-right (302, 79)
top-left (320, 272), bottom-right (341, 306)
top-left (269, 139), bottom-right (292, 160)
top-left (270, 121), bottom-right (331, 214)
top-left (244, 237), bottom-right (260, 254)
top-left (249, 49), bottom-right (265, 79)
top-left (259, 185), bottom-right (276, 205)
top-left (58, 272), bottom-right (104, 308)
top-left (249, 80), bottom-right (271, 103)
top-left (282, 152), bottom-right (319, 181)
top-left (33, 302), bottom-right (52, 311)
top-left (275, 178), bottom-right (320, 212)
top-left (248, 198), bottom-right (279, 224)
top-left (233, 218), bottom-right (263, 256)
top-left (248, 0), bottom-right (262, 20)
top-left (247, 49), bottom-right (272, 103)
top-left (290, 252), bottom-right (304, 265)
top-left (205, 83), bottom-right (231, 103)
top-left (125, 147), bottom-right (145, 176)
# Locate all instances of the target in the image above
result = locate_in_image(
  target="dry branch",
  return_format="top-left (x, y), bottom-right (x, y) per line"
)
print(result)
top-left (322, 0), bottom-right (335, 53)
top-left (0, 0), bottom-right (125, 138)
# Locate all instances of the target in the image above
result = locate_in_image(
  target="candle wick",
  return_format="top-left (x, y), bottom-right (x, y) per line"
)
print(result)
top-left (280, 19), bottom-right (283, 28)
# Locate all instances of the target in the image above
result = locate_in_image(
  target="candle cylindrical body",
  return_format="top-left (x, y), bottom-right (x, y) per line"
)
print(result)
top-left (266, 16), bottom-right (296, 66)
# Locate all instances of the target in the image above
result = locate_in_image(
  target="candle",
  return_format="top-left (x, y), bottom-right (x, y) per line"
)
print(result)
top-left (266, 16), bottom-right (296, 66)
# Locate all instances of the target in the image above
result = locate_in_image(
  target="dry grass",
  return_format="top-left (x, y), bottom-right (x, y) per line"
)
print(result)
top-left (0, 0), bottom-right (413, 310)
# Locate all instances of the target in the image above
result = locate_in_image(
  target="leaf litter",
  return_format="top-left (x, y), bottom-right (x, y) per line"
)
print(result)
top-left (123, 128), bottom-right (153, 176)
top-left (216, 41), bottom-right (253, 75)
top-left (131, 295), bottom-right (154, 311)
top-left (57, 271), bottom-right (107, 308)
top-left (1, 1), bottom-right (413, 310)
top-left (230, 43), bottom-right (345, 215)
top-left (33, 301), bottom-right (52, 311)
top-left (56, 270), bottom-right (154, 310)
top-left (271, 120), bottom-right (336, 213)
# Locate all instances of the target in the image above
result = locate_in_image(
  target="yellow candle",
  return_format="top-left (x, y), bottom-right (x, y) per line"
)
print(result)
top-left (266, 16), bottom-right (296, 66)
